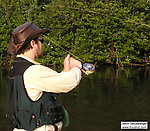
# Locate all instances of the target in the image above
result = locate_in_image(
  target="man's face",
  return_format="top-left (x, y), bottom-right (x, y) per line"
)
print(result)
top-left (35, 35), bottom-right (43, 58)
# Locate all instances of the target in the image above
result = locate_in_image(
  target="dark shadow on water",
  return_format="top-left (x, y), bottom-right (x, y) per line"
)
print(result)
top-left (0, 69), bottom-right (9, 130)
top-left (0, 66), bottom-right (150, 131)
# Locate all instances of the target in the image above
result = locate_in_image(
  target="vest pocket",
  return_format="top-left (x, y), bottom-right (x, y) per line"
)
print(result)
top-left (46, 104), bottom-right (65, 124)
top-left (17, 110), bottom-right (36, 130)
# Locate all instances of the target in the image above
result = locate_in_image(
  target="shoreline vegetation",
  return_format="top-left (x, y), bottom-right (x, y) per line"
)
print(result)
top-left (0, 0), bottom-right (149, 71)
top-left (0, 55), bottom-right (149, 72)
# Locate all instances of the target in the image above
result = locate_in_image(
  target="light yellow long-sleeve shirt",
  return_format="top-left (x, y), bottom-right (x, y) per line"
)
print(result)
top-left (13, 55), bottom-right (82, 131)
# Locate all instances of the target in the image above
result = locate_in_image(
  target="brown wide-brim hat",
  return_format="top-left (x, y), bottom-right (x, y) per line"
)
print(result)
top-left (9, 22), bottom-right (50, 55)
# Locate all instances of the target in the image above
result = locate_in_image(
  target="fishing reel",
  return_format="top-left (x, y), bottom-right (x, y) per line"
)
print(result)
top-left (82, 63), bottom-right (95, 75)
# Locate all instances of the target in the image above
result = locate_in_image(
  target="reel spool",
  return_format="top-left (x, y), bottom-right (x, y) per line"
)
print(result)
top-left (82, 63), bottom-right (95, 75)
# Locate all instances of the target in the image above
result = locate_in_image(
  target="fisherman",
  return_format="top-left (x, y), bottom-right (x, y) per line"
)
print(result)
top-left (6, 22), bottom-right (82, 131)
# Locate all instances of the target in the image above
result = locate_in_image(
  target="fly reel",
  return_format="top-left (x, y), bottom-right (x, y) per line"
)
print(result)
top-left (82, 63), bottom-right (95, 75)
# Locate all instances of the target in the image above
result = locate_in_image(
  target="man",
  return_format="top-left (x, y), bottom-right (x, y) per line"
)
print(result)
top-left (6, 22), bottom-right (82, 131)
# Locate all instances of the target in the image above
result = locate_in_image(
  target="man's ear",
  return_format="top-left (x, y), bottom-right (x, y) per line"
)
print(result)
top-left (30, 40), bottom-right (36, 48)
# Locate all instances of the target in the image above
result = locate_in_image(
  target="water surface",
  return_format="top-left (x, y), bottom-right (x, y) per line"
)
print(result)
top-left (0, 66), bottom-right (150, 131)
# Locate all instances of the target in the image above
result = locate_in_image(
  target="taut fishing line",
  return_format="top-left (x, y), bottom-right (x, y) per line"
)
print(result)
top-left (26, 4), bottom-right (96, 75)
top-left (25, 4), bottom-right (149, 75)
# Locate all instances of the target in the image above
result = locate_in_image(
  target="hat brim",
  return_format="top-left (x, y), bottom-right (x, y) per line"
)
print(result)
top-left (9, 29), bottom-right (50, 55)
top-left (22, 29), bottom-right (50, 47)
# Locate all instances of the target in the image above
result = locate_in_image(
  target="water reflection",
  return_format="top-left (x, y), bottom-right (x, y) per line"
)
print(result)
top-left (59, 66), bottom-right (150, 131)
top-left (0, 66), bottom-right (150, 131)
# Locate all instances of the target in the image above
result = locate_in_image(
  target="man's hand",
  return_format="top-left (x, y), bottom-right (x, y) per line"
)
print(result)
top-left (69, 57), bottom-right (82, 69)
top-left (63, 54), bottom-right (82, 72)
top-left (63, 54), bottom-right (71, 72)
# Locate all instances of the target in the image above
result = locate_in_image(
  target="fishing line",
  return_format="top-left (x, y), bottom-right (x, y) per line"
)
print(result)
top-left (26, 5), bottom-right (98, 75)
top-left (26, 5), bottom-right (96, 75)
top-left (25, 4), bottom-right (149, 74)
top-left (26, 4), bottom-right (150, 28)
top-left (26, 4), bottom-right (87, 63)
top-left (26, 4), bottom-right (150, 59)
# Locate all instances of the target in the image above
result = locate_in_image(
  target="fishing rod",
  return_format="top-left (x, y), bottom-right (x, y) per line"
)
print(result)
top-left (43, 35), bottom-right (85, 63)
top-left (43, 38), bottom-right (95, 75)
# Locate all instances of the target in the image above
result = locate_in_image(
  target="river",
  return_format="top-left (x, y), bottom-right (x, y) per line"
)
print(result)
top-left (0, 66), bottom-right (150, 131)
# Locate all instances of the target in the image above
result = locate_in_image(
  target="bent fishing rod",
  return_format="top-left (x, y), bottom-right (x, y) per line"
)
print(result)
top-left (43, 38), bottom-right (95, 75)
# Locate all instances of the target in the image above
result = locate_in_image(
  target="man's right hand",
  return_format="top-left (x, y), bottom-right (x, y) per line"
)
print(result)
top-left (63, 54), bottom-right (82, 72)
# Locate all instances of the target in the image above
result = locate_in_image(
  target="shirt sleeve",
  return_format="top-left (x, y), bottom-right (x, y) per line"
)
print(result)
top-left (23, 65), bottom-right (82, 93)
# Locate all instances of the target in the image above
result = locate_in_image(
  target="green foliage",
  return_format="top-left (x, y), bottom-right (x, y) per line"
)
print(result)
top-left (0, 0), bottom-right (149, 69)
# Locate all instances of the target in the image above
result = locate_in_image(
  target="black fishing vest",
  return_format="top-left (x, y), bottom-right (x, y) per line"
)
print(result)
top-left (6, 57), bottom-right (68, 131)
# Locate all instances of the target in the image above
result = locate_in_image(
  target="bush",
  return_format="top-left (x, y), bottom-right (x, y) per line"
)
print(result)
top-left (0, 0), bottom-right (149, 69)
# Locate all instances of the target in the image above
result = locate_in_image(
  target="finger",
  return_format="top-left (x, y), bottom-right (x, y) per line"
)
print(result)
top-left (65, 54), bottom-right (70, 60)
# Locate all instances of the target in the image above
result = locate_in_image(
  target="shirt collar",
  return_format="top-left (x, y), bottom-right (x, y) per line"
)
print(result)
top-left (16, 55), bottom-right (41, 65)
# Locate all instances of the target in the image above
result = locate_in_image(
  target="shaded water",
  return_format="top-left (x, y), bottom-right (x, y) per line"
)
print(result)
top-left (0, 66), bottom-right (150, 131)
top-left (0, 69), bottom-right (8, 130)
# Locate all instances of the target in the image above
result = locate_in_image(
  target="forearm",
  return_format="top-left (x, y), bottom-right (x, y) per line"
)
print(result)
top-left (24, 65), bottom-right (81, 93)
